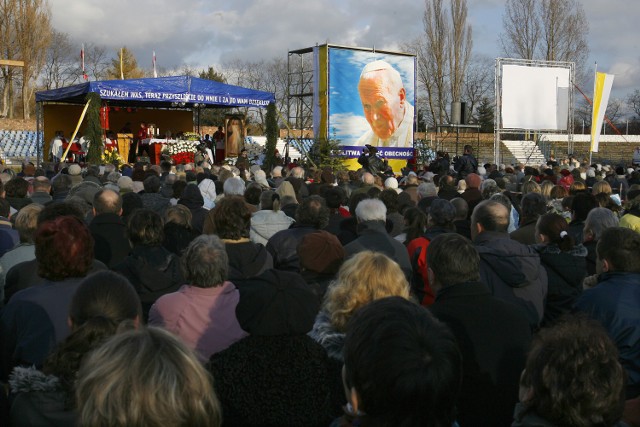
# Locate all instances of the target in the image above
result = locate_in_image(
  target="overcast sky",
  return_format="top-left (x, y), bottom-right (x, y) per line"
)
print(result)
top-left (50, 0), bottom-right (639, 99)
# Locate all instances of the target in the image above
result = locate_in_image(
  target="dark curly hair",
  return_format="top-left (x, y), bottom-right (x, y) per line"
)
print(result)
top-left (213, 196), bottom-right (250, 240)
top-left (35, 216), bottom-right (94, 281)
top-left (519, 315), bottom-right (625, 426)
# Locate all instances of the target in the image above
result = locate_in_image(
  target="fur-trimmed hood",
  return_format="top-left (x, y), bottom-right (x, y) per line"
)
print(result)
top-left (9, 366), bottom-right (61, 394)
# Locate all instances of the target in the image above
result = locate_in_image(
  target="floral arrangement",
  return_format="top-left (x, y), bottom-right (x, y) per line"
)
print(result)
top-left (101, 149), bottom-right (124, 166)
top-left (183, 132), bottom-right (201, 141)
top-left (162, 140), bottom-right (199, 165)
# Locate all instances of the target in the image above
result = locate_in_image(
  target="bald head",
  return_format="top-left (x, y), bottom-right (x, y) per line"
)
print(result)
top-left (93, 189), bottom-right (123, 216)
top-left (471, 200), bottom-right (509, 240)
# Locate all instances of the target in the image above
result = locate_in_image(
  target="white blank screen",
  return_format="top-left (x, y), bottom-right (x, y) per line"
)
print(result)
top-left (501, 65), bottom-right (570, 130)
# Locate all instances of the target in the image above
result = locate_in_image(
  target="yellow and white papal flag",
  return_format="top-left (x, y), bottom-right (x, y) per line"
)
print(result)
top-left (590, 71), bottom-right (614, 153)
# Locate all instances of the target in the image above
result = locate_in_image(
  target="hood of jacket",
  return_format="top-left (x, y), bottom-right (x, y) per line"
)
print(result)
top-left (475, 231), bottom-right (544, 289)
top-left (250, 210), bottom-right (295, 242)
top-left (533, 243), bottom-right (587, 288)
top-left (9, 366), bottom-right (61, 394)
top-left (225, 240), bottom-right (273, 280)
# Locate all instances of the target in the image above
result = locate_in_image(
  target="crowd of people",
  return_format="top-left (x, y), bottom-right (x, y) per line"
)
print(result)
top-left (0, 143), bottom-right (639, 426)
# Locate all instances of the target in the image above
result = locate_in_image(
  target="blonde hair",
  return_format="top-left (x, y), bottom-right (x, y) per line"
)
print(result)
top-left (570, 181), bottom-right (587, 194)
top-left (592, 180), bottom-right (612, 196)
top-left (76, 327), bottom-right (221, 427)
top-left (14, 203), bottom-right (43, 243)
top-left (324, 251), bottom-right (410, 332)
top-left (540, 180), bottom-right (554, 199)
top-left (164, 204), bottom-right (193, 228)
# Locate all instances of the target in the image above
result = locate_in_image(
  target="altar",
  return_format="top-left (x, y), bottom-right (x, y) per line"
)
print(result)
top-left (140, 138), bottom-right (178, 164)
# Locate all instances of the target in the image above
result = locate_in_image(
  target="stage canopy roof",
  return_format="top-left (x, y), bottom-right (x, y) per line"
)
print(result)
top-left (35, 75), bottom-right (275, 109)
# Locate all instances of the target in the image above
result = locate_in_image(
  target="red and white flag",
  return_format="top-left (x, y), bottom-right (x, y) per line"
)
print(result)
top-left (153, 51), bottom-right (158, 78)
top-left (80, 44), bottom-right (88, 80)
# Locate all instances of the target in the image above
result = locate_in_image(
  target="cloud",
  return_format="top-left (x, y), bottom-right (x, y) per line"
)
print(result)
top-left (329, 112), bottom-right (370, 145)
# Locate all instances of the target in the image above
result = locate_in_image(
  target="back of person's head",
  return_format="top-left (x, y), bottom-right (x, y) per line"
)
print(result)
top-left (93, 188), bottom-right (123, 216)
top-left (584, 207), bottom-right (619, 242)
top-left (536, 213), bottom-right (575, 251)
top-left (571, 192), bottom-right (597, 221)
top-left (489, 192), bottom-right (512, 214)
top-left (343, 296), bottom-right (462, 427)
top-left (164, 204), bottom-right (192, 228)
top-left (295, 195), bottom-right (329, 229)
top-left (324, 186), bottom-right (346, 210)
top-left (36, 216), bottom-right (94, 281)
top-left (181, 235), bottom-right (228, 288)
top-left (76, 326), bottom-right (221, 427)
top-left (52, 173), bottom-right (72, 194)
top-left (355, 198), bottom-right (386, 222)
top-left (361, 172), bottom-right (375, 185)
top-left (325, 251), bottom-right (410, 332)
top-left (428, 199), bottom-right (456, 228)
top-left (0, 198), bottom-right (10, 218)
top-left (378, 188), bottom-right (399, 214)
top-left (519, 315), bottom-right (624, 426)
top-left (592, 180), bottom-right (612, 196)
top-left (480, 179), bottom-right (499, 199)
top-left (291, 166), bottom-right (305, 179)
top-left (243, 182), bottom-right (262, 206)
top-left (32, 176), bottom-right (51, 193)
top-left (126, 208), bottom-right (164, 247)
top-left (14, 203), bottom-right (43, 243)
top-left (521, 192), bottom-right (547, 220)
top-left (160, 161), bottom-right (172, 174)
top-left (450, 197), bottom-right (468, 221)
top-left (44, 271), bottom-right (141, 391)
top-left (597, 227), bottom-right (640, 273)
top-left (472, 200), bottom-right (510, 234)
top-left (5, 177), bottom-right (29, 198)
top-left (142, 175), bottom-right (161, 194)
top-left (37, 201), bottom-right (84, 226)
top-left (522, 180), bottom-right (541, 195)
top-left (212, 195), bottom-right (250, 240)
top-left (427, 233), bottom-right (479, 287)
top-left (259, 190), bottom-right (280, 212)
top-left (463, 144), bottom-right (473, 154)
top-left (223, 176), bottom-right (245, 196)
top-left (417, 182), bottom-right (437, 199)
top-left (464, 173), bottom-right (481, 189)
top-left (402, 207), bottom-right (428, 243)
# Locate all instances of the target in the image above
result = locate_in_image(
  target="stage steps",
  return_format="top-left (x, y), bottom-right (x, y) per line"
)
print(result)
top-left (501, 140), bottom-right (547, 166)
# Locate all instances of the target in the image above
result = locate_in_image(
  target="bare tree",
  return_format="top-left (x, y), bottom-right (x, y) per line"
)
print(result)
top-left (0, 0), bottom-right (18, 117)
top-left (627, 89), bottom-right (640, 120)
top-left (500, 0), bottom-right (589, 80)
top-left (14, 0), bottom-right (51, 119)
top-left (448, 0), bottom-right (472, 103)
top-left (41, 30), bottom-right (80, 90)
top-left (84, 43), bottom-right (110, 81)
top-left (411, 0), bottom-right (473, 128)
top-left (500, 0), bottom-right (539, 60)
top-left (463, 55), bottom-right (494, 123)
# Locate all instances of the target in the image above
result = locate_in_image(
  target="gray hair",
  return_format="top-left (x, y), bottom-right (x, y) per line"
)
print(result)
top-left (223, 176), bottom-right (245, 196)
top-left (182, 235), bottom-right (228, 288)
top-left (291, 167), bottom-right (305, 179)
top-left (584, 207), bottom-right (619, 241)
top-left (355, 198), bottom-right (387, 222)
top-left (362, 172), bottom-right (375, 185)
top-left (417, 182), bottom-right (437, 199)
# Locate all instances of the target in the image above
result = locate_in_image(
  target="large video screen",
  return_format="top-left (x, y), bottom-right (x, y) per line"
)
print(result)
top-left (328, 47), bottom-right (416, 159)
top-left (501, 64), bottom-right (571, 131)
